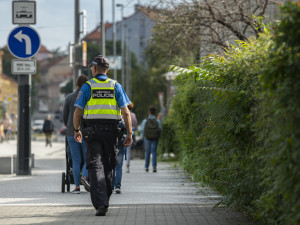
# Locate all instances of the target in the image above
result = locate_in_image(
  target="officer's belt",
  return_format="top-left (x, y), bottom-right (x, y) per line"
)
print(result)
top-left (83, 119), bottom-right (119, 130)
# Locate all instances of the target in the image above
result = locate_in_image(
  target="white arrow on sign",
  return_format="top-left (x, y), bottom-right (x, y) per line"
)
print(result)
top-left (14, 30), bottom-right (32, 55)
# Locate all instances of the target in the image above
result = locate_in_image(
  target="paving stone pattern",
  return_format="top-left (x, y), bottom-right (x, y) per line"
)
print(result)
top-left (0, 141), bottom-right (259, 225)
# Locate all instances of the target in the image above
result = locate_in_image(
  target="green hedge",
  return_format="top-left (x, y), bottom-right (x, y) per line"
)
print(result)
top-left (160, 3), bottom-right (300, 224)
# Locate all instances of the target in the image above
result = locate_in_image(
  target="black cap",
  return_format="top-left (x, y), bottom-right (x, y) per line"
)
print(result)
top-left (88, 55), bottom-right (109, 68)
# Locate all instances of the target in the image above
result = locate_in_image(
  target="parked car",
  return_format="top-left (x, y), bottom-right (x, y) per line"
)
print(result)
top-left (32, 119), bottom-right (44, 133)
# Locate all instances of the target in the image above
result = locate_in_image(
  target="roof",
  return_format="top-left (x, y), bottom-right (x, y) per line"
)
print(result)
top-left (83, 23), bottom-right (112, 42)
top-left (38, 45), bottom-right (52, 54)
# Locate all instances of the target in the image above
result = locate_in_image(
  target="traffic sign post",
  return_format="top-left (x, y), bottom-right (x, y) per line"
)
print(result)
top-left (8, 26), bottom-right (40, 59)
top-left (12, 1), bottom-right (36, 25)
top-left (9, 1), bottom-right (40, 176)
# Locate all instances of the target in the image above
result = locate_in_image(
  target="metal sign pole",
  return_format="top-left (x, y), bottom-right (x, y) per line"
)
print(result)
top-left (17, 74), bottom-right (31, 175)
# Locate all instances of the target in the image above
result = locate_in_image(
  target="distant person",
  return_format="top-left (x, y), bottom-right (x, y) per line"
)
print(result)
top-left (140, 106), bottom-right (162, 172)
top-left (0, 123), bottom-right (4, 143)
top-left (1, 113), bottom-right (12, 142)
top-left (43, 114), bottom-right (54, 147)
top-left (63, 74), bottom-right (90, 194)
top-left (126, 103), bottom-right (137, 173)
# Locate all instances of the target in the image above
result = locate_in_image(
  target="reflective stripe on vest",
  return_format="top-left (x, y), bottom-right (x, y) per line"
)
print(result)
top-left (83, 78), bottom-right (122, 120)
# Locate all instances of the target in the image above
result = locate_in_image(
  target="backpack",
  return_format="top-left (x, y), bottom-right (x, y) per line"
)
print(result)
top-left (144, 118), bottom-right (160, 140)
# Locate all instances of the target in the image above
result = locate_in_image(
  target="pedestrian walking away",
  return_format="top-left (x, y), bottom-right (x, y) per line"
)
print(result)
top-left (112, 119), bottom-right (127, 194)
top-left (140, 105), bottom-right (162, 173)
top-left (0, 113), bottom-right (13, 142)
top-left (126, 102), bottom-right (137, 173)
top-left (43, 114), bottom-right (54, 147)
top-left (73, 55), bottom-right (133, 216)
top-left (63, 74), bottom-right (90, 194)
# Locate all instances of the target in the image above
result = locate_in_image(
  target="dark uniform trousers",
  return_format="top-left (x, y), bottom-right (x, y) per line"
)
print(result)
top-left (85, 127), bottom-right (118, 210)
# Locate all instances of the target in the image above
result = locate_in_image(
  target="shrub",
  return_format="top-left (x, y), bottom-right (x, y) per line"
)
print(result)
top-left (160, 3), bottom-right (300, 224)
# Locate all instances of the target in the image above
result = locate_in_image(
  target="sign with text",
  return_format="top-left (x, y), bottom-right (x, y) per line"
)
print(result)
top-left (13, 1), bottom-right (36, 25)
top-left (11, 59), bottom-right (36, 74)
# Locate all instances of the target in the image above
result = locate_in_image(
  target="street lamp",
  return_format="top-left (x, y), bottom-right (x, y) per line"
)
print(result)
top-left (116, 3), bottom-right (125, 88)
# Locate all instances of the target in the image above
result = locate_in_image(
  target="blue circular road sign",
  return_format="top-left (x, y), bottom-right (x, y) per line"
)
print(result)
top-left (7, 26), bottom-right (41, 59)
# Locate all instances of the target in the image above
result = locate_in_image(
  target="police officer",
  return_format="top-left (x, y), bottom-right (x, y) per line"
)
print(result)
top-left (73, 55), bottom-right (133, 216)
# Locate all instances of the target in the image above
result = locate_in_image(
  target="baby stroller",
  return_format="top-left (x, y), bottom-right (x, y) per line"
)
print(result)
top-left (61, 137), bottom-right (84, 193)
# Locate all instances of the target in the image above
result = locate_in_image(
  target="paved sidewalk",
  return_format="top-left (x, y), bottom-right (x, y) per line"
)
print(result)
top-left (0, 141), bottom-right (258, 225)
top-left (0, 205), bottom-right (256, 225)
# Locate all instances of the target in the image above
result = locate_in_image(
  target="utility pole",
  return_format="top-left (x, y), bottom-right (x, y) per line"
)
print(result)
top-left (100, 0), bottom-right (105, 55)
top-left (117, 4), bottom-right (125, 87)
top-left (112, 0), bottom-right (117, 80)
top-left (74, 0), bottom-right (81, 90)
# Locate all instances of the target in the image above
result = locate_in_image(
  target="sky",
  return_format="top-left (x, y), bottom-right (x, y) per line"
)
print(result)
top-left (0, 0), bottom-right (143, 52)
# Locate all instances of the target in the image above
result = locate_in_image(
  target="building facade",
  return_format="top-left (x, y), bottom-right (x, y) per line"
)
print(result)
top-left (37, 56), bottom-right (72, 113)
top-left (0, 51), bottom-right (18, 119)
top-left (105, 5), bottom-right (157, 65)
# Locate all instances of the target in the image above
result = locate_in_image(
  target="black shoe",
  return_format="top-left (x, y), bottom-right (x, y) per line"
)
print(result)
top-left (153, 168), bottom-right (157, 173)
top-left (80, 176), bottom-right (90, 192)
top-left (115, 187), bottom-right (121, 194)
top-left (145, 168), bottom-right (149, 172)
top-left (96, 207), bottom-right (107, 216)
top-left (71, 187), bottom-right (80, 194)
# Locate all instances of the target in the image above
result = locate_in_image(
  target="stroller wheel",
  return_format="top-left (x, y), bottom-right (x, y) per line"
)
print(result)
top-left (61, 172), bottom-right (65, 193)
top-left (67, 180), bottom-right (70, 192)
top-left (66, 173), bottom-right (71, 192)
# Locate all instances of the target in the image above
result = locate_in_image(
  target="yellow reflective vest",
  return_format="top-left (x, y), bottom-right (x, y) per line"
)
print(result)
top-left (83, 78), bottom-right (122, 120)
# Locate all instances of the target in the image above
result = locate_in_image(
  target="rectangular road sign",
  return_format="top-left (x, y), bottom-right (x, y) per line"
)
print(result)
top-left (106, 56), bottom-right (122, 70)
top-left (11, 59), bottom-right (36, 74)
top-left (12, 1), bottom-right (36, 25)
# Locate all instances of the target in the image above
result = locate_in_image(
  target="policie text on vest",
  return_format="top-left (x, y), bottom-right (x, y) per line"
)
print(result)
top-left (92, 90), bottom-right (114, 99)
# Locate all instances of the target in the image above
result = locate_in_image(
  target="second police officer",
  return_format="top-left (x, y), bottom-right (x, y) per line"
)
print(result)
top-left (73, 55), bottom-right (133, 216)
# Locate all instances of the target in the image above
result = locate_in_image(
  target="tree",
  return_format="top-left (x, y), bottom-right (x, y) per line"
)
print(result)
top-left (147, 0), bottom-right (278, 67)
top-left (1, 47), bottom-right (16, 81)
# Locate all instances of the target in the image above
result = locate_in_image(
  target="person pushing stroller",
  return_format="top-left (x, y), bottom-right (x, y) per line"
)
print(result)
top-left (63, 74), bottom-right (90, 193)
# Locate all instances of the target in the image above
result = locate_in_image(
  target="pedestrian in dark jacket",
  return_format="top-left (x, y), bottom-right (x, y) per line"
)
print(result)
top-left (63, 74), bottom-right (90, 194)
top-left (43, 114), bottom-right (54, 147)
